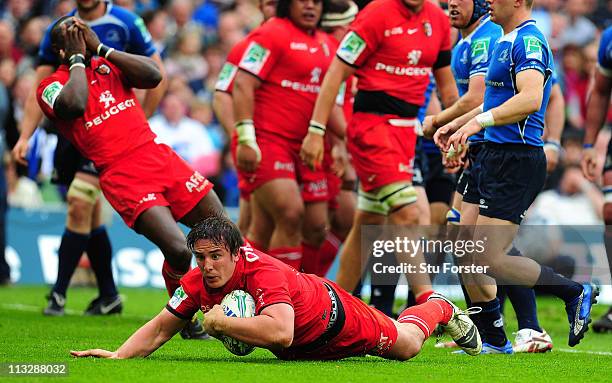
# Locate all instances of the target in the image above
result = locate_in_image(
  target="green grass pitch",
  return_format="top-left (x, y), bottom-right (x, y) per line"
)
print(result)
top-left (1, 286), bottom-right (611, 382)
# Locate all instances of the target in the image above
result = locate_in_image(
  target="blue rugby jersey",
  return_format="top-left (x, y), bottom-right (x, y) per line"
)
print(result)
top-left (451, 16), bottom-right (502, 143)
top-left (483, 20), bottom-right (554, 146)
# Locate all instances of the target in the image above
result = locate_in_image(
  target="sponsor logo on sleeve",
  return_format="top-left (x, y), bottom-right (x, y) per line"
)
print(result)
top-left (240, 42), bottom-right (271, 75)
top-left (337, 31), bottom-right (367, 65)
top-left (523, 36), bottom-right (542, 61)
top-left (215, 63), bottom-right (238, 91)
top-left (169, 286), bottom-right (188, 309)
top-left (41, 81), bottom-right (63, 109)
top-left (471, 38), bottom-right (490, 64)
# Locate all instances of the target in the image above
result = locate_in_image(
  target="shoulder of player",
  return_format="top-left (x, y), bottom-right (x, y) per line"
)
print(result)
top-left (475, 19), bottom-right (503, 40)
top-left (253, 17), bottom-right (287, 36)
top-left (602, 26), bottom-right (612, 42)
top-left (180, 267), bottom-right (204, 292)
top-left (108, 3), bottom-right (141, 24)
top-left (226, 37), bottom-right (251, 63)
top-left (242, 250), bottom-right (285, 274)
top-left (361, 0), bottom-right (394, 14)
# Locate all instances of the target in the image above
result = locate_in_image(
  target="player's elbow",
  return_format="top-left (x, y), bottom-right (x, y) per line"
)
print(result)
top-left (148, 69), bottom-right (163, 88)
top-left (270, 325), bottom-right (293, 349)
top-left (55, 98), bottom-right (87, 120)
top-left (524, 91), bottom-right (543, 115)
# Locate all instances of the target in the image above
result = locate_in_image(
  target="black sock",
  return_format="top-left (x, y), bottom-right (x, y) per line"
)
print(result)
top-left (53, 229), bottom-right (89, 296)
top-left (87, 226), bottom-right (118, 298)
top-left (369, 284), bottom-right (397, 317)
top-left (534, 265), bottom-right (583, 304)
top-left (503, 247), bottom-right (542, 331)
top-left (506, 285), bottom-right (542, 332)
top-left (497, 285), bottom-right (506, 311)
top-left (471, 298), bottom-right (508, 347)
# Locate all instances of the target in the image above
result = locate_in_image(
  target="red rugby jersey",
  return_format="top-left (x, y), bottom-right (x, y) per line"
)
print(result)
top-left (237, 17), bottom-right (335, 142)
top-left (336, 0), bottom-right (451, 107)
top-left (166, 245), bottom-right (334, 353)
top-left (37, 57), bottom-right (155, 171)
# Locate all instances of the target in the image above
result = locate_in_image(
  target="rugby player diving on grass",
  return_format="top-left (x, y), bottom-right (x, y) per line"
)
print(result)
top-left (71, 215), bottom-right (482, 361)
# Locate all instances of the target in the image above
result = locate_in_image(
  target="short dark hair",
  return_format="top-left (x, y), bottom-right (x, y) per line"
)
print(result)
top-left (525, 0), bottom-right (533, 7)
top-left (276, 0), bottom-right (330, 26)
top-left (186, 215), bottom-right (244, 257)
top-left (50, 16), bottom-right (73, 49)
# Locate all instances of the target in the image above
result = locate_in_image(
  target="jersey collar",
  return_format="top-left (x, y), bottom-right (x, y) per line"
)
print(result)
top-left (514, 19), bottom-right (537, 32)
top-left (74, 0), bottom-right (111, 22)
top-left (460, 15), bottom-right (492, 44)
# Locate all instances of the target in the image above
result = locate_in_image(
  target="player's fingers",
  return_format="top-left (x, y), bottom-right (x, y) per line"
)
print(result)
top-left (70, 350), bottom-right (94, 357)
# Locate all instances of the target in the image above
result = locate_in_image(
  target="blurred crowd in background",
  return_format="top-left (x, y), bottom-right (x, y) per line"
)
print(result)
top-left (0, 0), bottom-right (610, 224)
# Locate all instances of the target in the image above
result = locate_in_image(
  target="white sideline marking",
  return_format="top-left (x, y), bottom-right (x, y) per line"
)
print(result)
top-left (557, 349), bottom-right (612, 356)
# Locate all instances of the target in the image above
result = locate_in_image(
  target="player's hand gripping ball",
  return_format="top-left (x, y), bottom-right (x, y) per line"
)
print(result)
top-left (220, 290), bottom-right (256, 356)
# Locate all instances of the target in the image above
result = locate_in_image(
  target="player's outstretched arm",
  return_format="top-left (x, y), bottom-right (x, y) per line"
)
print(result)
top-left (445, 70), bottom-right (545, 150)
top-left (582, 70), bottom-right (612, 180)
top-left (425, 75), bottom-right (485, 137)
top-left (73, 19), bottom-right (161, 90)
top-left (71, 309), bottom-right (187, 359)
top-left (433, 104), bottom-right (482, 150)
top-left (204, 303), bottom-right (295, 351)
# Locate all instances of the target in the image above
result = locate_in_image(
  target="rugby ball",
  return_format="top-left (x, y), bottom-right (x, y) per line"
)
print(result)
top-left (220, 290), bottom-right (256, 356)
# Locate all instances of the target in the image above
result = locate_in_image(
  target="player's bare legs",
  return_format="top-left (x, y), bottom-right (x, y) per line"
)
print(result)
top-left (45, 172), bottom-right (118, 316)
top-left (245, 196), bottom-right (274, 251)
top-left (253, 179), bottom-right (305, 268)
top-left (135, 206), bottom-right (194, 293)
top-left (66, 172), bottom-right (98, 234)
top-left (178, 191), bottom-right (225, 228)
top-left (336, 210), bottom-right (385, 291)
top-left (385, 322), bottom-right (425, 361)
top-left (237, 197), bottom-right (251, 234)
top-left (331, 189), bottom-right (356, 239)
top-left (414, 187), bottom-right (431, 225)
top-left (389, 202), bottom-right (433, 298)
top-left (458, 201), bottom-right (497, 302)
top-left (301, 200), bottom-right (328, 274)
top-left (386, 293), bottom-right (482, 360)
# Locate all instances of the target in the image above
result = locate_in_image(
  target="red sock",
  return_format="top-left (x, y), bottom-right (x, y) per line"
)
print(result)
top-left (415, 290), bottom-right (434, 305)
top-left (397, 300), bottom-right (453, 338)
top-left (316, 231), bottom-right (343, 277)
top-left (300, 242), bottom-right (320, 275)
top-left (268, 246), bottom-right (302, 270)
top-left (162, 260), bottom-right (190, 297)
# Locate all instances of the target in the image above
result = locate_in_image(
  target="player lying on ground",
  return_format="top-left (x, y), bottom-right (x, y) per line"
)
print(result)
top-left (35, 16), bottom-right (225, 336)
top-left (71, 215), bottom-right (482, 360)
